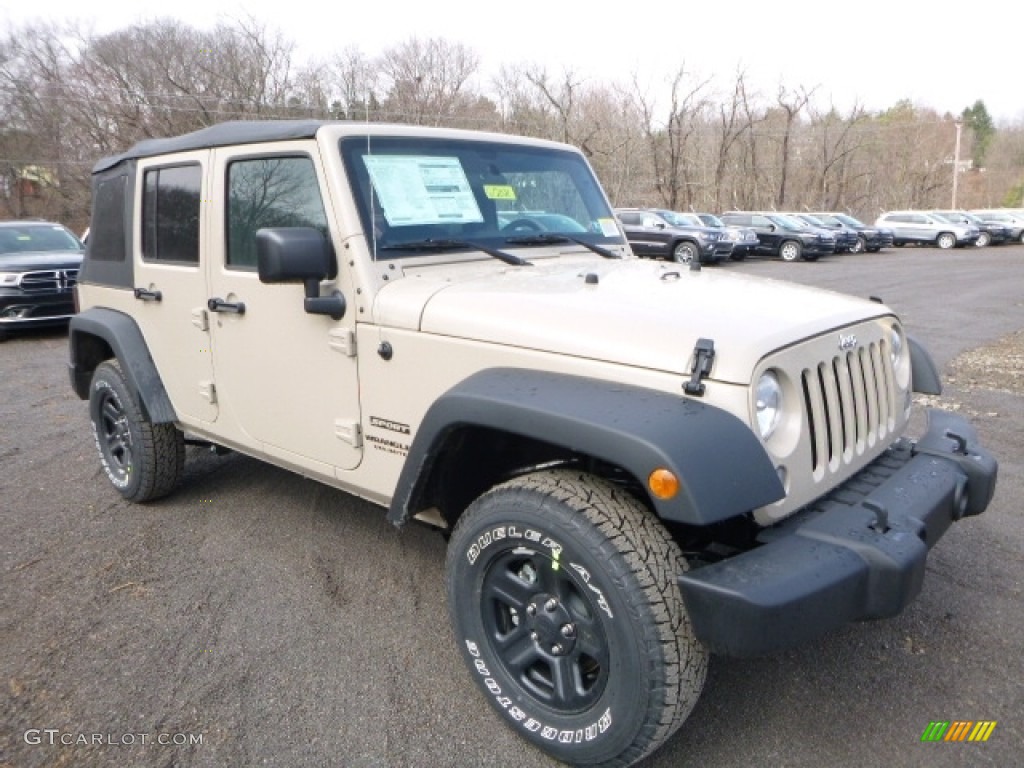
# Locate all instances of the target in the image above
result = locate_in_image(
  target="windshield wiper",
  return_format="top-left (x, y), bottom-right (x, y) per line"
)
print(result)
top-left (503, 233), bottom-right (621, 259)
top-left (378, 238), bottom-right (531, 266)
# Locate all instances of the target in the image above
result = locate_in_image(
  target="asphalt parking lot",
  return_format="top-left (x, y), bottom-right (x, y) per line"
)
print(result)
top-left (2, 245), bottom-right (1022, 768)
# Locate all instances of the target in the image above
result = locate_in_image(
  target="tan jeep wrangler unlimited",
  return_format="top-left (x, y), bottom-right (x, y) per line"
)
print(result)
top-left (69, 121), bottom-right (997, 767)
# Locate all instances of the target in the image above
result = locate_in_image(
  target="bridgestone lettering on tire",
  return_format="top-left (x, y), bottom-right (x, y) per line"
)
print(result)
top-left (445, 469), bottom-right (708, 767)
top-left (89, 360), bottom-right (184, 502)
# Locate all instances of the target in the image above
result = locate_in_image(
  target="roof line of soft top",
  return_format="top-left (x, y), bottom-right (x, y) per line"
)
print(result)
top-left (92, 119), bottom-right (330, 174)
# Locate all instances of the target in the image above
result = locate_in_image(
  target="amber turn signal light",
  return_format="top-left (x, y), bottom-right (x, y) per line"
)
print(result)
top-left (648, 468), bottom-right (679, 500)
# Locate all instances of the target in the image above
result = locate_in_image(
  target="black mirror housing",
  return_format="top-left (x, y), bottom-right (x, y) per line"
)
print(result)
top-left (257, 227), bottom-right (336, 283)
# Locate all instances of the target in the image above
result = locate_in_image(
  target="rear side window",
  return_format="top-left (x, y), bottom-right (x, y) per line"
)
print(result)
top-left (226, 156), bottom-right (328, 269)
top-left (142, 164), bottom-right (201, 263)
top-left (89, 175), bottom-right (127, 262)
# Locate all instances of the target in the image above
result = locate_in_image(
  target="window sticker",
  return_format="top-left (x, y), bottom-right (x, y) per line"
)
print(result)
top-left (483, 184), bottom-right (517, 201)
top-left (597, 218), bottom-right (619, 237)
top-left (363, 155), bottom-right (483, 226)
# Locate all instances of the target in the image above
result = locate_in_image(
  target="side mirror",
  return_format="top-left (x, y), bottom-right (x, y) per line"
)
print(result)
top-left (256, 227), bottom-right (346, 320)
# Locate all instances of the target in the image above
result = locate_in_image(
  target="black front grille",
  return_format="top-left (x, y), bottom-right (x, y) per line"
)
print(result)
top-left (18, 269), bottom-right (79, 293)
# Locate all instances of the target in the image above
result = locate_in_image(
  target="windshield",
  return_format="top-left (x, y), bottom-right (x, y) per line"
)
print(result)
top-left (0, 224), bottom-right (83, 255)
top-left (698, 213), bottom-right (724, 227)
top-left (797, 214), bottom-right (826, 226)
top-left (658, 211), bottom-right (703, 227)
top-left (769, 215), bottom-right (806, 230)
top-left (339, 136), bottom-right (623, 258)
top-left (833, 213), bottom-right (865, 228)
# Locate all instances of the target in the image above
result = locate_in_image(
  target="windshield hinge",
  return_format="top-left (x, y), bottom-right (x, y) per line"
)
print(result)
top-left (684, 338), bottom-right (715, 396)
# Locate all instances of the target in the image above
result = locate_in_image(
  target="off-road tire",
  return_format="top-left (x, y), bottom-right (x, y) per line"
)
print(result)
top-left (89, 359), bottom-right (184, 502)
top-left (446, 469), bottom-right (707, 767)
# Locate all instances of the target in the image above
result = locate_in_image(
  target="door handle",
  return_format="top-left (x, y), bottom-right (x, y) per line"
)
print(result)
top-left (207, 297), bottom-right (246, 314)
top-left (133, 287), bottom-right (163, 302)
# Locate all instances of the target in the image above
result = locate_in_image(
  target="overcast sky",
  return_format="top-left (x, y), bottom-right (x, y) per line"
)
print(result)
top-left (4, 0), bottom-right (1022, 124)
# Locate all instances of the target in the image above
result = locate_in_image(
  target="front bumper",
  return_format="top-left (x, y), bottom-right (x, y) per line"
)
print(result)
top-left (0, 291), bottom-right (76, 326)
top-left (678, 409), bottom-right (997, 657)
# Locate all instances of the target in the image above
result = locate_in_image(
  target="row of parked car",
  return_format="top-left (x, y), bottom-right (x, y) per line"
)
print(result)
top-left (614, 208), bottom-right (895, 264)
top-left (614, 207), bottom-right (1024, 265)
top-left (875, 209), bottom-right (1024, 249)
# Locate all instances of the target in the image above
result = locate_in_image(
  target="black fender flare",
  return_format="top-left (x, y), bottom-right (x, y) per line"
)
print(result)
top-left (387, 368), bottom-right (784, 527)
top-left (68, 307), bottom-right (177, 424)
top-left (908, 334), bottom-right (942, 395)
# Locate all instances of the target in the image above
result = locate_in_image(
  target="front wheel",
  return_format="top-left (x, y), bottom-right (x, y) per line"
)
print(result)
top-left (89, 360), bottom-right (184, 502)
top-left (446, 469), bottom-right (707, 767)
top-left (936, 232), bottom-right (956, 249)
top-left (974, 232), bottom-right (991, 247)
top-left (779, 240), bottom-right (802, 262)
top-left (671, 240), bottom-right (699, 264)
top-left (851, 236), bottom-right (866, 254)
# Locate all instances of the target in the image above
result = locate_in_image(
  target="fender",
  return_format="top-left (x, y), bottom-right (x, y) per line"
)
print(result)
top-left (908, 334), bottom-right (942, 395)
top-left (68, 307), bottom-right (177, 424)
top-left (388, 368), bottom-right (784, 527)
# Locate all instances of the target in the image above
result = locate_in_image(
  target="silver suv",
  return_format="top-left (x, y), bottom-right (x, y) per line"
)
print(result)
top-left (875, 210), bottom-right (979, 248)
top-left (68, 120), bottom-right (997, 768)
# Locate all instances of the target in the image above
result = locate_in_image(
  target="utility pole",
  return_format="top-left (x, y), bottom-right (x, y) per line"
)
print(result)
top-left (952, 118), bottom-right (963, 209)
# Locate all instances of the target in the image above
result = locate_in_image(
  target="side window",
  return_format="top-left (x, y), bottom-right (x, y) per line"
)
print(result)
top-left (142, 164), bottom-right (201, 263)
top-left (752, 215), bottom-right (770, 227)
top-left (618, 212), bottom-right (640, 226)
top-left (226, 155), bottom-right (328, 270)
top-left (90, 174), bottom-right (127, 262)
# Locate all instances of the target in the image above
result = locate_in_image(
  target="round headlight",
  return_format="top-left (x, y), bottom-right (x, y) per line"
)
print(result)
top-left (889, 325), bottom-right (904, 365)
top-left (756, 371), bottom-right (783, 440)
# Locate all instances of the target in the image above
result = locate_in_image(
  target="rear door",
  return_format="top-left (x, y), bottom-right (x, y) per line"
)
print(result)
top-left (131, 153), bottom-right (218, 424)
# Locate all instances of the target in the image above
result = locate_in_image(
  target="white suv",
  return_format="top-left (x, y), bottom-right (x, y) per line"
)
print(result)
top-left (875, 210), bottom-right (979, 248)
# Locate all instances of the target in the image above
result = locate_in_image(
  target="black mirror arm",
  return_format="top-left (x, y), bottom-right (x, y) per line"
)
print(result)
top-left (302, 278), bottom-right (346, 320)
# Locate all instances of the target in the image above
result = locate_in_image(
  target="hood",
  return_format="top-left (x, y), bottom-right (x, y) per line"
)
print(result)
top-left (0, 251), bottom-right (83, 271)
top-left (373, 256), bottom-right (889, 384)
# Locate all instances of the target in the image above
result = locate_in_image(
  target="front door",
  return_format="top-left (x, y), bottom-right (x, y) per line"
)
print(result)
top-left (206, 142), bottom-right (362, 473)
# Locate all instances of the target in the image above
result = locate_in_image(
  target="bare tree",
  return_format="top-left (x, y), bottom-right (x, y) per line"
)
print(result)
top-left (378, 37), bottom-right (481, 126)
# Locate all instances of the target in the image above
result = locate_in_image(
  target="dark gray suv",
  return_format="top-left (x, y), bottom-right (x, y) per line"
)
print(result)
top-left (0, 221), bottom-right (83, 339)
top-left (615, 208), bottom-right (734, 264)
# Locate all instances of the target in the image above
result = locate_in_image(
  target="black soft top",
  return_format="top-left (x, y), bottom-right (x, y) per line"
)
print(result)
top-left (93, 120), bottom-right (330, 173)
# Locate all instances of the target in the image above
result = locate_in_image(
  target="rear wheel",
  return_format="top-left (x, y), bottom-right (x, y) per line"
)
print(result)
top-left (975, 232), bottom-right (991, 247)
top-left (89, 360), bottom-right (184, 502)
top-left (851, 236), bottom-right (866, 254)
top-left (779, 240), bottom-right (802, 262)
top-left (446, 469), bottom-right (707, 767)
top-left (672, 241), bottom-right (699, 264)
top-left (936, 232), bottom-right (956, 249)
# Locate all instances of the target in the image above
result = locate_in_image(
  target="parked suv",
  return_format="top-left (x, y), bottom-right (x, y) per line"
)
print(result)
top-left (931, 210), bottom-right (1009, 247)
top-left (615, 208), bottom-right (733, 264)
top-left (971, 209), bottom-right (1024, 243)
top-left (68, 120), bottom-right (996, 768)
top-left (694, 212), bottom-right (760, 259)
top-left (809, 212), bottom-right (894, 253)
top-left (720, 211), bottom-right (835, 261)
top-left (787, 213), bottom-right (859, 253)
top-left (875, 211), bottom-right (979, 248)
top-left (0, 220), bottom-right (83, 340)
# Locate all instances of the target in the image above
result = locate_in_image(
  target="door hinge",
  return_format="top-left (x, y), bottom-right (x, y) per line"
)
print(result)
top-left (191, 308), bottom-right (209, 331)
top-left (334, 419), bottom-right (362, 448)
top-left (328, 327), bottom-right (357, 357)
top-left (199, 381), bottom-right (217, 404)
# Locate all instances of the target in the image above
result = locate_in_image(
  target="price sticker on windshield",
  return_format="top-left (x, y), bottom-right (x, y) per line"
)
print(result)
top-left (484, 185), bottom-right (517, 200)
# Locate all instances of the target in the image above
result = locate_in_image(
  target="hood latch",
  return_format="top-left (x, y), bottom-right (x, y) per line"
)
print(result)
top-left (684, 338), bottom-right (716, 396)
